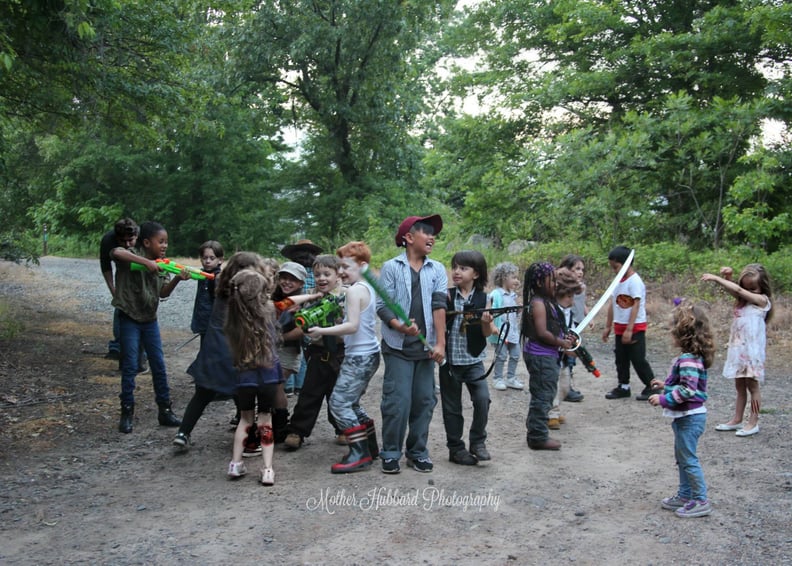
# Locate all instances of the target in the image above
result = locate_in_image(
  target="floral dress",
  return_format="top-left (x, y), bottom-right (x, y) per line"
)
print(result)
top-left (722, 296), bottom-right (771, 384)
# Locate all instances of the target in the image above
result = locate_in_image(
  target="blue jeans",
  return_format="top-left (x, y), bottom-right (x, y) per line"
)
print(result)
top-left (108, 308), bottom-right (121, 355)
top-left (329, 353), bottom-right (380, 431)
top-left (492, 342), bottom-right (520, 382)
top-left (380, 353), bottom-right (437, 461)
top-left (439, 362), bottom-right (490, 453)
top-left (672, 412), bottom-right (708, 501)
top-left (285, 355), bottom-right (307, 391)
top-left (525, 354), bottom-right (559, 443)
top-left (118, 313), bottom-right (171, 406)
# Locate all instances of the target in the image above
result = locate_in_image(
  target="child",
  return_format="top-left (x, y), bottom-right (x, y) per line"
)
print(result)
top-left (190, 240), bottom-right (224, 342)
top-left (441, 250), bottom-right (495, 466)
top-left (283, 255), bottom-right (346, 450)
top-left (281, 239), bottom-right (323, 396)
top-left (488, 262), bottom-right (522, 392)
top-left (522, 262), bottom-right (573, 450)
top-left (110, 221), bottom-right (189, 433)
top-left (601, 246), bottom-right (657, 401)
top-left (174, 252), bottom-right (269, 450)
top-left (702, 264), bottom-right (772, 437)
top-left (648, 301), bottom-right (715, 518)
top-left (307, 242), bottom-right (381, 473)
top-left (378, 214), bottom-right (447, 474)
top-left (224, 267), bottom-right (281, 485)
top-left (548, 267), bottom-right (582, 430)
top-left (559, 254), bottom-right (588, 402)
top-left (99, 218), bottom-right (138, 361)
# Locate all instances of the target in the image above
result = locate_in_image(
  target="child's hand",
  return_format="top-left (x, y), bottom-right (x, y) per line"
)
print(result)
top-left (480, 312), bottom-right (493, 324)
top-left (701, 273), bottom-right (717, 283)
top-left (601, 327), bottom-right (610, 342)
top-left (650, 379), bottom-right (664, 389)
top-left (648, 394), bottom-right (661, 406)
top-left (305, 326), bottom-right (323, 337)
top-left (720, 266), bottom-right (733, 280)
top-left (178, 268), bottom-right (191, 281)
top-left (401, 320), bottom-right (420, 337)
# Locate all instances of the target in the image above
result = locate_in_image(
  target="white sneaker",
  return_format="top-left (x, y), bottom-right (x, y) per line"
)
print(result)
top-left (506, 378), bottom-right (525, 390)
top-left (493, 379), bottom-right (507, 391)
top-left (227, 461), bottom-right (247, 478)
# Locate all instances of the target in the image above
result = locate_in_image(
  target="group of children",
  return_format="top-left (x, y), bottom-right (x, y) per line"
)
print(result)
top-left (103, 216), bottom-right (773, 519)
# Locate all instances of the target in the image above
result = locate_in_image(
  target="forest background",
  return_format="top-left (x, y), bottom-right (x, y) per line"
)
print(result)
top-left (1, 0), bottom-right (791, 290)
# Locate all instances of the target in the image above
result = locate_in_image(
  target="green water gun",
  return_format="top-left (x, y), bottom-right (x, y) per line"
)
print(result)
top-left (130, 258), bottom-right (214, 281)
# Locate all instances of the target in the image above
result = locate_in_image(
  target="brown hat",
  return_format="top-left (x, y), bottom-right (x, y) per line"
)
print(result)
top-left (395, 215), bottom-right (443, 247)
top-left (281, 239), bottom-right (323, 260)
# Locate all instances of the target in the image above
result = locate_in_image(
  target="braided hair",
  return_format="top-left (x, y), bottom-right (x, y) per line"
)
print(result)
top-left (520, 262), bottom-right (557, 341)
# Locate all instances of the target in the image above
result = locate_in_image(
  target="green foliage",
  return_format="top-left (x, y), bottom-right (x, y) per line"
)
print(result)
top-left (0, 300), bottom-right (24, 339)
top-left (0, 230), bottom-right (40, 264)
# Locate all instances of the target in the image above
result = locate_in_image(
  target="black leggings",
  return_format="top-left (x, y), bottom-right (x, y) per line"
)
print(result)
top-left (179, 386), bottom-right (217, 436)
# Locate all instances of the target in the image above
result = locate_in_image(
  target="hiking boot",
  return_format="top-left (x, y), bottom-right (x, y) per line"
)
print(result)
top-left (605, 387), bottom-right (631, 399)
top-left (470, 444), bottom-right (491, 462)
top-left (565, 389), bottom-right (584, 402)
top-left (493, 379), bottom-right (507, 391)
top-left (527, 438), bottom-right (561, 450)
top-left (661, 494), bottom-right (689, 510)
top-left (449, 449), bottom-right (478, 466)
top-left (548, 418), bottom-right (561, 430)
top-left (284, 433), bottom-right (303, 450)
top-left (407, 457), bottom-right (433, 473)
top-left (674, 499), bottom-right (712, 518)
top-left (119, 404), bottom-right (134, 434)
top-left (173, 432), bottom-right (190, 449)
top-left (157, 402), bottom-right (181, 427)
top-left (227, 461), bottom-right (247, 478)
top-left (381, 458), bottom-right (401, 474)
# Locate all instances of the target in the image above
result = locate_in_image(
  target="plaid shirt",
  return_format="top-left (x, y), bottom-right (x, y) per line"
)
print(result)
top-left (447, 289), bottom-right (487, 366)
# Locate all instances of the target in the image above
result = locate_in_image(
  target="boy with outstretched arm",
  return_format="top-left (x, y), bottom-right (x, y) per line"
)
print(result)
top-left (306, 241), bottom-right (381, 473)
top-left (377, 215), bottom-right (447, 474)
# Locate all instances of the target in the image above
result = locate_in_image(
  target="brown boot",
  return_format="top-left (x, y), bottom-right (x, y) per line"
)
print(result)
top-left (527, 438), bottom-right (561, 450)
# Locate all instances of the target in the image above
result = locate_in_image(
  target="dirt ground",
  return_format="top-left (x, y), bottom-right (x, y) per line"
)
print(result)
top-left (0, 258), bottom-right (791, 565)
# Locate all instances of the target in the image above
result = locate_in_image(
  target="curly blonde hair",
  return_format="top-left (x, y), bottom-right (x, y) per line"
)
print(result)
top-left (224, 265), bottom-right (278, 370)
top-left (671, 301), bottom-right (715, 368)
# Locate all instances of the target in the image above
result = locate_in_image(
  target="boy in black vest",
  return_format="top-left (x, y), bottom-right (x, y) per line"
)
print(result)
top-left (439, 250), bottom-right (496, 466)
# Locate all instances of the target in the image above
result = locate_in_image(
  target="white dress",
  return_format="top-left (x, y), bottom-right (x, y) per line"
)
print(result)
top-left (722, 296), bottom-right (771, 383)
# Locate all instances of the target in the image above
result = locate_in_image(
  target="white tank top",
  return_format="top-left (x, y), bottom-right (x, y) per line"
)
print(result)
top-left (344, 281), bottom-right (380, 356)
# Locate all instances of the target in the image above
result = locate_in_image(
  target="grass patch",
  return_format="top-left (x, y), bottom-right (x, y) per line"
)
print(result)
top-left (0, 300), bottom-right (24, 339)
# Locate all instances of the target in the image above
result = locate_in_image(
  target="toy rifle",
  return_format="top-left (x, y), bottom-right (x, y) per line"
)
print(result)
top-left (294, 296), bottom-right (344, 329)
top-left (570, 343), bottom-right (601, 378)
top-left (130, 258), bottom-right (215, 281)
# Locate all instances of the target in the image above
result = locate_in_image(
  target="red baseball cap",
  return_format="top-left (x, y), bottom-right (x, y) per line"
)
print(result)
top-left (395, 214), bottom-right (443, 247)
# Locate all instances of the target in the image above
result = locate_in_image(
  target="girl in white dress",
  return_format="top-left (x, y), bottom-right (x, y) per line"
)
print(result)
top-left (701, 264), bottom-right (772, 437)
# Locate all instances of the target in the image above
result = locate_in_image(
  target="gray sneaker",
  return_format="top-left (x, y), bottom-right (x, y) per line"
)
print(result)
top-left (661, 494), bottom-right (689, 510)
top-left (675, 499), bottom-right (712, 518)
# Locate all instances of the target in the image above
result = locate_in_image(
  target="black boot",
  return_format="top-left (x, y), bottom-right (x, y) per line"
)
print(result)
top-left (119, 404), bottom-right (134, 434)
top-left (331, 424), bottom-right (372, 474)
top-left (158, 401), bottom-right (182, 427)
top-left (273, 408), bottom-right (289, 444)
top-left (363, 418), bottom-right (379, 460)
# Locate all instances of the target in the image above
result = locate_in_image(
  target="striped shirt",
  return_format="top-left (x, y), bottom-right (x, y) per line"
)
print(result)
top-left (659, 353), bottom-right (708, 418)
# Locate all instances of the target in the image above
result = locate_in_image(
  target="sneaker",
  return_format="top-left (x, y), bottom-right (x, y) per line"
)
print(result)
top-left (605, 387), bottom-right (631, 399)
top-left (229, 414), bottom-right (240, 429)
top-left (449, 449), bottom-right (478, 466)
top-left (382, 458), bottom-right (401, 474)
top-left (227, 461), bottom-right (247, 478)
top-left (565, 389), bottom-right (584, 402)
top-left (136, 363), bottom-right (149, 375)
top-left (260, 467), bottom-right (275, 486)
top-left (493, 379), bottom-right (507, 391)
top-left (243, 426), bottom-right (262, 457)
top-left (407, 457), bottom-right (433, 473)
top-left (172, 432), bottom-right (190, 449)
top-left (105, 351), bottom-right (121, 361)
top-left (635, 387), bottom-right (661, 401)
top-left (661, 494), bottom-right (689, 510)
top-left (505, 378), bottom-right (525, 390)
top-left (285, 387), bottom-right (295, 397)
top-left (674, 499), bottom-right (712, 518)
top-left (470, 444), bottom-right (491, 461)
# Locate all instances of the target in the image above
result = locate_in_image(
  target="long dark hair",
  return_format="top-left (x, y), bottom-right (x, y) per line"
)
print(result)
top-left (451, 250), bottom-right (488, 291)
top-left (520, 262), bottom-right (556, 340)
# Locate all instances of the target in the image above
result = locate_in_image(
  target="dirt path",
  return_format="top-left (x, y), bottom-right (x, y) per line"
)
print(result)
top-left (0, 258), bottom-right (790, 565)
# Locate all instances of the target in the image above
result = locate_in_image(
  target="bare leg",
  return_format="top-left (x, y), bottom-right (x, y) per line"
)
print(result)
top-left (727, 378), bottom-right (748, 426)
top-left (745, 379), bottom-right (761, 429)
top-left (259, 412), bottom-right (274, 470)
top-left (232, 409), bottom-right (255, 463)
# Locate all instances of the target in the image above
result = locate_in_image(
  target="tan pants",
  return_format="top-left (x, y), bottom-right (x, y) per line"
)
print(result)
top-left (548, 366), bottom-right (570, 420)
